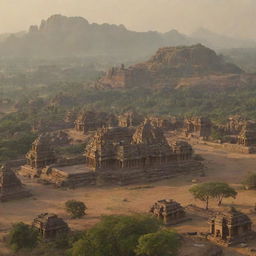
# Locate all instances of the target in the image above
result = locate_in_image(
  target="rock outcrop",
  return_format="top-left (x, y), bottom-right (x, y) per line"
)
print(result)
top-left (97, 44), bottom-right (245, 89)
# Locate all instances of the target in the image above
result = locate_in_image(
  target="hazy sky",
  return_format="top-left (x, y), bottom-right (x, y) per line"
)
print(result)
top-left (0, 0), bottom-right (255, 39)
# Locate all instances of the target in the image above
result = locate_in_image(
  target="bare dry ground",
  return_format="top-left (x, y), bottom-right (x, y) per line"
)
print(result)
top-left (1, 143), bottom-right (256, 255)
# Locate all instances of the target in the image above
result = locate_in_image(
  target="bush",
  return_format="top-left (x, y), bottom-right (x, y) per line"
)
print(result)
top-left (65, 200), bottom-right (87, 218)
top-left (69, 214), bottom-right (161, 256)
top-left (135, 229), bottom-right (180, 256)
top-left (8, 222), bottom-right (39, 252)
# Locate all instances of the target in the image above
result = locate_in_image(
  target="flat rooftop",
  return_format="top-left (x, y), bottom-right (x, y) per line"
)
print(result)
top-left (56, 164), bottom-right (93, 175)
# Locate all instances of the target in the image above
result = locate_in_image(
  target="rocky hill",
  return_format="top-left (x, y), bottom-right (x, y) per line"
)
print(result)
top-left (97, 44), bottom-right (252, 89)
top-left (0, 14), bottom-right (192, 59)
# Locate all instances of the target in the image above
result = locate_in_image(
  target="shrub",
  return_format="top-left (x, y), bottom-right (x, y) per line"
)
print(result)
top-left (8, 222), bottom-right (39, 252)
top-left (69, 214), bottom-right (161, 256)
top-left (135, 229), bottom-right (180, 256)
top-left (65, 200), bottom-right (87, 218)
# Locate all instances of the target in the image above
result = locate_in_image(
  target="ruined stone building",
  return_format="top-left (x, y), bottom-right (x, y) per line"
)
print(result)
top-left (20, 134), bottom-right (56, 177)
top-left (149, 116), bottom-right (184, 131)
top-left (26, 134), bottom-right (56, 170)
top-left (75, 110), bottom-right (118, 133)
top-left (209, 207), bottom-right (254, 246)
top-left (150, 199), bottom-right (187, 225)
top-left (96, 64), bottom-right (151, 89)
top-left (0, 164), bottom-right (31, 202)
top-left (238, 121), bottom-right (256, 147)
top-left (85, 121), bottom-right (193, 171)
top-left (225, 115), bottom-right (247, 135)
top-left (118, 111), bottom-right (144, 127)
top-left (184, 117), bottom-right (212, 139)
top-left (32, 213), bottom-right (69, 239)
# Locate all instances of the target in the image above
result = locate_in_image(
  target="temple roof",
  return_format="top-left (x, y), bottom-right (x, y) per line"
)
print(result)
top-left (211, 207), bottom-right (252, 227)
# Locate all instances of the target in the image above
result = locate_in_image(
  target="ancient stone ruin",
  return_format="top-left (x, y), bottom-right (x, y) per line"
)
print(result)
top-left (85, 120), bottom-right (193, 171)
top-left (118, 111), bottom-right (144, 127)
top-left (0, 164), bottom-right (31, 202)
top-left (150, 199), bottom-right (187, 225)
top-left (75, 110), bottom-right (118, 133)
top-left (238, 121), bottom-right (256, 147)
top-left (149, 116), bottom-right (184, 131)
top-left (184, 117), bottom-right (212, 139)
top-left (20, 116), bottom-right (203, 188)
top-left (32, 213), bottom-right (69, 239)
top-left (224, 115), bottom-right (247, 135)
top-left (209, 207), bottom-right (254, 246)
top-left (20, 134), bottom-right (56, 177)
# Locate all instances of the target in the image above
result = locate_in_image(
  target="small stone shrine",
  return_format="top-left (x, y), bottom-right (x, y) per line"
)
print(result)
top-left (209, 207), bottom-right (254, 246)
top-left (150, 199), bottom-right (187, 225)
top-left (32, 213), bottom-right (69, 239)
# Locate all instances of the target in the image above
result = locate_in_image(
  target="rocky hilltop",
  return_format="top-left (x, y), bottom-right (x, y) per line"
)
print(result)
top-left (0, 14), bottom-right (192, 59)
top-left (97, 44), bottom-right (256, 89)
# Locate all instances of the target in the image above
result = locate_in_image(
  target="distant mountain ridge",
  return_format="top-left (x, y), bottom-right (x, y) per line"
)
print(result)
top-left (0, 14), bottom-right (193, 59)
top-left (0, 14), bottom-right (255, 59)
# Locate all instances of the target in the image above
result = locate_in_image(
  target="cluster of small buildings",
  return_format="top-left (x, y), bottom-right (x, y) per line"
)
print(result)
top-left (150, 199), bottom-right (255, 247)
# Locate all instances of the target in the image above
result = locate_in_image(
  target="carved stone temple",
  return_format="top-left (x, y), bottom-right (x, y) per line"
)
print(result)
top-left (0, 164), bottom-right (31, 202)
top-left (238, 121), bottom-right (256, 147)
top-left (20, 134), bottom-right (56, 177)
top-left (32, 213), bottom-right (69, 239)
top-left (209, 207), bottom-right (254, 246)
top-left (150, 199), bottom-right (188, 225)
top-left (21, 121), bottom-right (202, 188)
top-left (85, 120), bottom-right (193, 171)
top-left (75, 110), bottom-right (118, 134)
top-left (184, 117), bottom-right (212, 139)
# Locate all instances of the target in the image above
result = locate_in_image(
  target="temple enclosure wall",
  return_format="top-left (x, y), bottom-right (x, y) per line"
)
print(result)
top-left (38, 160), bottom-right (203, 188)
top-left (200, 141), bottom-right (256, 154)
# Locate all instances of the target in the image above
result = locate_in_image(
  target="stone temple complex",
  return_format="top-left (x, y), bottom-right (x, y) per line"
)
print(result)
top-left (0, 164), bottom-right (31, 202)
top-left (150, 199), bottom-right (187, 225)
top-left (85, 120), bottom-right (193, 172)
top-left (32, 213), bottom-right (69, 239)
top-left (209, 207), bottom-right (254, 246)
top-left (21, 120), bottom-right (202, 188)
top-left (75, 110), bottom-right (118, 133)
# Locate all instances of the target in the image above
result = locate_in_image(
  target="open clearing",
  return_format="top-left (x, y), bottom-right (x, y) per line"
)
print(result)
top-left (1, 143), bottom-right (256, 255)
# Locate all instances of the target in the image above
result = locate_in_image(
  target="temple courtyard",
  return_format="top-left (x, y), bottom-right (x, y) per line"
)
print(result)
top-left (1, 143), bottom-right (256, 255)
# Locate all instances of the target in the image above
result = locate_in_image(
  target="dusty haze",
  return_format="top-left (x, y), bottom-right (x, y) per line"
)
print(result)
top-left (0, 0), bottom-right (255, 39)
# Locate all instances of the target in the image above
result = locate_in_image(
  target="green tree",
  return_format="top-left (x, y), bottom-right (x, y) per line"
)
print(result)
top-left (189, 183), bottom-right (215, 210)
top-left (69, 214), bottom-right (160, 256)
top-left (8, 222), bottom-right (39, 252)
top-left (211, 182), bottom-right (237, 206)
top-left (65, 200), bottom-right (87, 219)
top-left (135, 229), bottom-right (180, 256)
